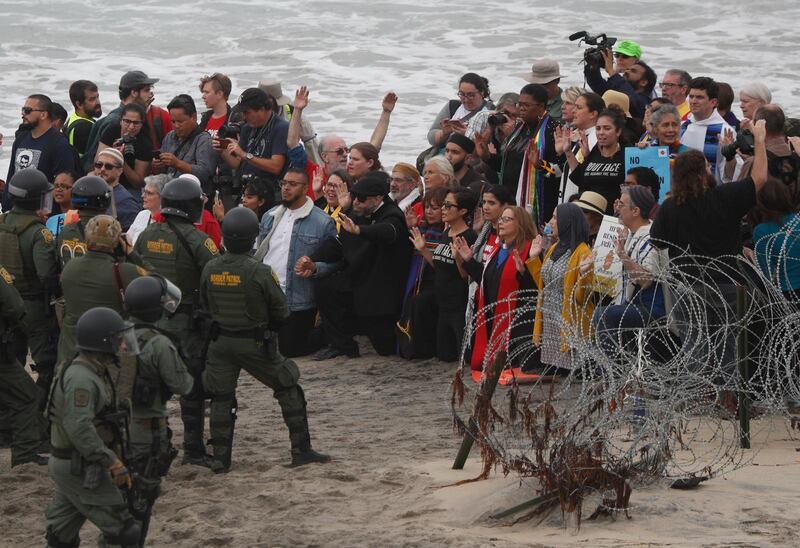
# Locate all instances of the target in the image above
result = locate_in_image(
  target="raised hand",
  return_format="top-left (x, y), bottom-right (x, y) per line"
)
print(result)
top-left (528, 234), bottom-right (543, 259)
top-left (408, 227), bottom-right (427, 251)
top-left (512, 248), bottom-right (526, 273)
top-left (719, 127), bottom-right (735, 148)
top-left (451, 235), bottom-right (474, 262)
top-left (751, 119), bottom-right (766, 144)
top-left (334, 179), bottom-right (351, 210)
top-left (382, 92), bottom-right (398, 113)
top-left (294, 85), bottom-right (309, 111)
top-left (578, 129), bottom-right (590, 160)
top-left (338, 212), bottom-right (359, 235)
top-left (311, 165), bottom-right (324, 197)
top-left (404, 206), bottom-right (419, 229)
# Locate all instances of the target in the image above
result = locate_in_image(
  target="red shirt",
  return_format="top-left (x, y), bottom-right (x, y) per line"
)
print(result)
top-left (151, 210), bottom-right (222, 249)
top-left (204, 115), bottom-right (226, 138)
top-left (147, 106), bottom-right (173, 150)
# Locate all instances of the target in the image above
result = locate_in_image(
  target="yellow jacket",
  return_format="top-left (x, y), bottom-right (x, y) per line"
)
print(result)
top-left (526, 242), bottom-right (595, 352)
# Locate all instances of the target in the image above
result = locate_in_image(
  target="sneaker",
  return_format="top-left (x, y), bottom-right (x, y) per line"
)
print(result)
top-left (291, 449), bottom-right (331, 467)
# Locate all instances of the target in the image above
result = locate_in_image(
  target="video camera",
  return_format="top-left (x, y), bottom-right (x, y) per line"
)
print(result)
top-left (569, 30), bottom-right (617, 70)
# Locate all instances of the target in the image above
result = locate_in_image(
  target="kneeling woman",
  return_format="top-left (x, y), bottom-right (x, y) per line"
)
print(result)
top-left (454, 206), bottom-right (537, 373)
top-left (526, 203), bottom-right (595, 373)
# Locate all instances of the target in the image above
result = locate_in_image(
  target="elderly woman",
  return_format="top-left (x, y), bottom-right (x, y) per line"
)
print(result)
top-left (428, 72), bottom-right (492, 148)
top-left (423, 156), bottom-right (455, 191)
top-left (739, 82), bottom-right (772, 129)
top-left (560, 86), bottom-right (584, 126)
top-left (646, 104), bottom-right (691, 157)
top-left (638, 97), bottom-right (672, 144)
top-left (126, 173), bottom-right (170, 245)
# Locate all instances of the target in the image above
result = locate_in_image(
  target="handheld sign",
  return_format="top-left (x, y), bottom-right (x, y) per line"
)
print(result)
top-left (593, 214), bottom-right (624, 302)
top-left (625, 146), bottom-right (670, 202)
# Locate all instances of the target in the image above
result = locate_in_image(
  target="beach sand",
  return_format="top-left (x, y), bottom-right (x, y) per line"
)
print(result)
top-left (3, 345), bottom-right (800, 547)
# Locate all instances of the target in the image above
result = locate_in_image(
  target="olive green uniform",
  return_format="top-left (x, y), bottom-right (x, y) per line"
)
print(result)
top-left (0, 208), bottom-right (59, 397)
top-left (201, 253), bottom-right (313, 469)
top-left (45, 352), bottom-right (136, 547)
top-left (133, 218), bottom-right (218, 459)
top-left (0, 265), bottom-right (43, 465)
top-left (55, 214), bottom-right (92, 269)
top-left (58, 252), bottom-right (146, 363)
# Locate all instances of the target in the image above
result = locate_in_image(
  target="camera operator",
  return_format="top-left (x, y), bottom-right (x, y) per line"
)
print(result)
top-left (471, 93), bottom-right (519, 184)
top-left (215, 88), bottom-right (288, 212)
top-left (97, 103), bottom-right (153, 203)
top-left (722, 105), bottom-right (799, 199)
top-left (584, 40), bottom-right (655, 119)
top-left (153, 94), bottom-right (216, 195)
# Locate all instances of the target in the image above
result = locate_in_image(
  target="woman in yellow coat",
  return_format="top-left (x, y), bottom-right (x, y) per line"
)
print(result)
top-left (525, 202), bottom-right (595, 372)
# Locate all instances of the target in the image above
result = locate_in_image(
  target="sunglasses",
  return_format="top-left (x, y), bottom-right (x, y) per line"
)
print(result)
top-left (21, 107), bottom-right (46, 114)
top-left (351, 192), bottom-right (369, 202)
top-left (324, 147), bottom-right (348, 156)
top-left (95, 161), bottom-right (122, 170)
top-left (613, 53), bottom-right (633, 59)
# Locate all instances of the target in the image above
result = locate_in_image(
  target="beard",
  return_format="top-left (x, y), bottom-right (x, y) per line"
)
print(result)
top-left (281, 194), bottom-right (303, 208)
top-left (451, 159), bottom-right (465, 172)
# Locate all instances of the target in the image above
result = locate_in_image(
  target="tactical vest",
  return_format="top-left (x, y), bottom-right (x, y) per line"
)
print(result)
top-left (56, 219), bottom-right (89, 268)
top-left (138, 222), bottom-right (202, 302)
top-left (204, 257), bottom-right (265, 328)
top-left (132, 327), bottom-right (168, 407)
top-left (0, 213), bottom-right (41, 295)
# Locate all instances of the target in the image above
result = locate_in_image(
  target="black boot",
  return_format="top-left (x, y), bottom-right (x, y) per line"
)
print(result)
top-left (291, 448), bottom-right (331, 467)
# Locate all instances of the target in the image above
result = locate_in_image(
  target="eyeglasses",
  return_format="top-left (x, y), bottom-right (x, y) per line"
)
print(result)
top-left (390, 176), bottom-right (413, 184)
top-left (457, 91), bottom-right (480, 100)
top-left (141, 189), bottom-right (159, 196)
top-left (659, 82), bottom-right (683, 89)
top-left (21, 107), bottom-right (46, 114)
top-left (279, 179), bottom-right (304, 188)
top-left (498, 215), bottom-right (515, 224)
top-left (121, 118), bottom-right (143, 126)
top-left (323, 147), bottom-right (348, 156)
top-left (613, 53), bottom-right (633, 59)
top-left (94, 161), bottom-right (122, 170)
top-left (351, 192), bottom-right (369, 202)
top-left (441, 201), bottom-right (459, 210)
top-left (54, 183), bottom-right (73, 190)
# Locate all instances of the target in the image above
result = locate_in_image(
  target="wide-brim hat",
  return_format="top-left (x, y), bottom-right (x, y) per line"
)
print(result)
top-left (518, 59), bottom-right (563, 84)
top-left (602, 90), bottom-right (633, 118)
top-left (575, 191), bottom-right (607, 216)
top-left (258, 80), bottom-right (291, 106)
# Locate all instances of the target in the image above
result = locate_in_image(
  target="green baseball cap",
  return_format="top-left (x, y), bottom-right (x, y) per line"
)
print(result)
top-left (613, 40), bottom-right (642, 58)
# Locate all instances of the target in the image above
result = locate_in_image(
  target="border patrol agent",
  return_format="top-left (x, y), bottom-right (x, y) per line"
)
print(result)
top-left (45, 307), bottom-right (141, 548)
top-left (202, 207), bottom-right (329, 472)
top-left (132, 177), bottom-right (218, 466)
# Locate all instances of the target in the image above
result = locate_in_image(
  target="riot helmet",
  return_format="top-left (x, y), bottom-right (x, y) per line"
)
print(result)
top-left (221, 207), bottom-right (259, 254)
top-left (124, 274), bottom-right (182, 322)
top-left (160, 177), bottom-right (203, 223)
top-left (85, 215), bottom-right (122, 253)
top-left (8, 168), bottom-right (54, 212)
top-left (71, 175), bottom-right (112, 211)
top-left (75, 307), bottom-right (139, 356)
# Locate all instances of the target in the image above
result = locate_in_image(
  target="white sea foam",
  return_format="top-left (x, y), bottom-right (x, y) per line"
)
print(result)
top-left (0, 0), bottom-right (798, 174)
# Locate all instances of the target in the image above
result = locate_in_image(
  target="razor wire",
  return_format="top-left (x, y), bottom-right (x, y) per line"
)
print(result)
top-left (451, 242), bottom-right (800, 524)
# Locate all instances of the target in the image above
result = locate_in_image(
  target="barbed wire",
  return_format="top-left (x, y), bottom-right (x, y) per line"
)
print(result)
top-left (451, 246), bottom-right (800, 526)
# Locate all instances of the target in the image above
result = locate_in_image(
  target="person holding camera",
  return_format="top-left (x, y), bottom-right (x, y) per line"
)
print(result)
top-left (584, 40), bottom-right (655, 119)
top-left (153, 94), bottom-right (216, 195)
top-left (97, 102), bottom-right (153, 203)
top-left (215, 87), bottom-right (289, 212)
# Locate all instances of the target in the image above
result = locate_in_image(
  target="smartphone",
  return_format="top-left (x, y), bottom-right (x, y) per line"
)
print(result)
top-left (153, 150), bottom-right (161, 160)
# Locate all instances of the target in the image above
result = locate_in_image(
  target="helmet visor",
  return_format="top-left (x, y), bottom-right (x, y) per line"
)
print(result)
top-left (161, 277), bottom-right (182, 314)
top-left (110, 324), bottom-right (140, 356)
top-left (40, 189), bottom-right (54, 214)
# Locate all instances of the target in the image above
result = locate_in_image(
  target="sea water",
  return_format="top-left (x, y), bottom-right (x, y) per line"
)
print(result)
top-left (0, 0), bottom-right (798, 175)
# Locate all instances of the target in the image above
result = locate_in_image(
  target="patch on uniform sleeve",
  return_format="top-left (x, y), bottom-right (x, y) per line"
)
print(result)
top-left (41, 228), bottom-right (54, 245)
top-left (0, 267), bottom-right (13, 285)
top-left (136, 266), bottom-right (149, 276)
top-left (74, 388), bottom-right (91, 407)
top-left (204, 238), bottom-right (219, 255)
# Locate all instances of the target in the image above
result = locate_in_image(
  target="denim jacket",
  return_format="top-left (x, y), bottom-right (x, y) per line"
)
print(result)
top-left (255, 197), bottom-right (337, 311)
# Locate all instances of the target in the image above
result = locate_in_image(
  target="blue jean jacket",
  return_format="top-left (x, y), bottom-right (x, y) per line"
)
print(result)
top-left (256, 197), bottom-right (337, 311)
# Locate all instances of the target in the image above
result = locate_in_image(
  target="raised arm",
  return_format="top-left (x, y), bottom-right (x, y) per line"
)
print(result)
top-left (369, 92), bottom-right (397, 152)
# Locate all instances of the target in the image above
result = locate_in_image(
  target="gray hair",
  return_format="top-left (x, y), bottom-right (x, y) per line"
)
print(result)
top-left (650, 104), bottom-right (681, 130)
top-left (561, 86), bottom-right (583, 105)
top-left (665, 69), bottom-right (692, 87)
top-left (496, 92), bottom-right (520, 109)
top-left (740, 82), bottom-right (772, 105)
top-left (143, 173), bottom-right (170, 195)
top-left (424, 156), bottom-right (455, 185)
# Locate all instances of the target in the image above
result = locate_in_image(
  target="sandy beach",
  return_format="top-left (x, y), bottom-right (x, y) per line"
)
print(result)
top-left (3, 343), bottom-right (800, 547)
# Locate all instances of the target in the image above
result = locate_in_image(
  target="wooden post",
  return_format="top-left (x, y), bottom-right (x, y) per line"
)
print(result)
top-left (452, 351), bottom-right (507, 470)
top-left (736, 285), bottom-right (750, 449)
